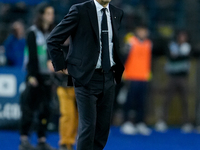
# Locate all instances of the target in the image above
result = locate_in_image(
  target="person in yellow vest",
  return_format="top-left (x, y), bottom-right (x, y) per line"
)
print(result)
top-left (120, 25), bottom-right (152, 136)
top-left (47, 43), bottom-right (78, 150)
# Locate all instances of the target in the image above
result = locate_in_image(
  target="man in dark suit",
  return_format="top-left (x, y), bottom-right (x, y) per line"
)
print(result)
top-left (47, 0), bottom-right (124, 150)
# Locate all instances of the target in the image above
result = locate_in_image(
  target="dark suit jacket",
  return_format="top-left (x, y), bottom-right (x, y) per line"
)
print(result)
top-left (47, 0), bottom-right (124, 86)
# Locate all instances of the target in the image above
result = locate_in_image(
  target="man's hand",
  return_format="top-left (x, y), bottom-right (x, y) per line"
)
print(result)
top-left (47, 60), bottom-right (68, 75)
top-left (56, 69), bottom-right (69, 75)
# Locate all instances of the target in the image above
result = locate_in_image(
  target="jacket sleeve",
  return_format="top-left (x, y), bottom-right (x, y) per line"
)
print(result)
top-left (47, 5), bottom-right (79, 72)
top-left (26, 31), bottom-right (39, 77)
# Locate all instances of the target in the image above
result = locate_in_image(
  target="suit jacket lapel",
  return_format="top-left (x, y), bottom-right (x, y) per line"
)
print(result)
top-left (87, 1), bottom-right (99, 41)
top-left (110, 5), bottom-right (119, 47)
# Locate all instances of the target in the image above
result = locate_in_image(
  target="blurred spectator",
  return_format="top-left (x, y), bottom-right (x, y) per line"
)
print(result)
top-left (0, 2), bottom-right (32, 44)
top-left (155, 30), bottom-right (193, 133)
top-left (146, 0), bottom-right (185, 37)
top-left (19, 2), bottom-right (56, 150)
top-left (0, 2), bottom-right (28, 23)
top-left (11, 2), bottom-right (28, 21)
top-left (55, 75), bottom-right (78, 150)
top-left (120, 25), bottom-right (152, 136)
top-left (4, 20), bottom-right (25, 68)
top-left (47, 39), bottom-right (78, 150)
top-left (0, 3), bottom-right (12, 24)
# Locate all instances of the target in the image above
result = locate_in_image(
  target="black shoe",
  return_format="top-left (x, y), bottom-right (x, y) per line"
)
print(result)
top-left (19, 140), bottom-right (35, 150)
top-left (35, 142), bottom-right (56, 150)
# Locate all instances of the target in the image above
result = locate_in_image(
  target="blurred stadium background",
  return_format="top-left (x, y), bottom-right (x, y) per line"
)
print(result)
top-left (1, 0), bottom-right (200, 149)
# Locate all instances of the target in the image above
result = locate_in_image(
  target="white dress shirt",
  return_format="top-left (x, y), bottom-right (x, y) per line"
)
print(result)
top-left (94, 0), bottom-right (115, 69)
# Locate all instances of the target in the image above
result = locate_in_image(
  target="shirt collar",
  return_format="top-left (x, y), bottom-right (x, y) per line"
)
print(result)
top-left (94, 0), bottom-right (110, 13)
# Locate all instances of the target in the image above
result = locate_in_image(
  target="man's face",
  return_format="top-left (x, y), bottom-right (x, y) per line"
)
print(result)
top-left (101, 0), bottom-right (111, 3)
top-left (96, 0), bottom-right (111, 5)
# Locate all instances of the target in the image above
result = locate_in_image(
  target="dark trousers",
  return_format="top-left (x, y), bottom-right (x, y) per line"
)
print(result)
top-left (162, 76), bottom-right (189, 123)
top-left (124, 81), bottom-right (148, 123)
top-left (20, 75), bottom-right (52, 138)
top-left (73, 70), bottom-right (115, 150)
